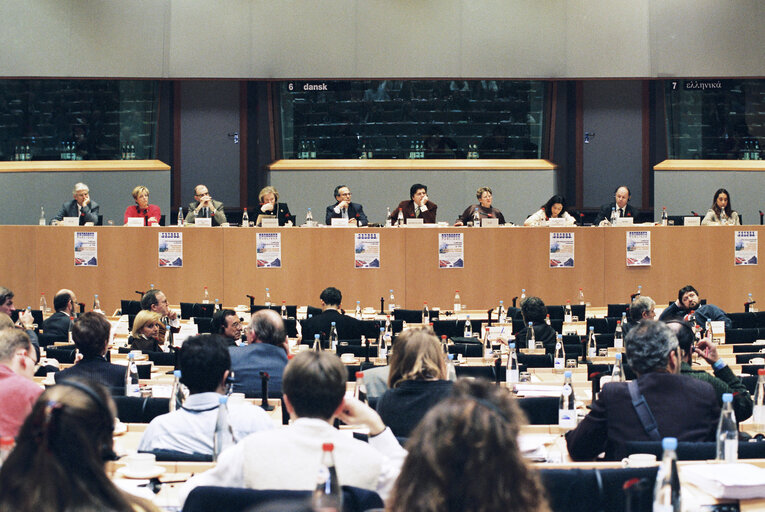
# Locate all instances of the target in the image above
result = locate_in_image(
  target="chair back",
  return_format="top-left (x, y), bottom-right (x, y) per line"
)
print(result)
top-left (121, 300), bottom-right (142, 316)
top-left (250, 304), bottom-right (298, 318)
top-left (337, 343), bottom-right (379, 358)
top-left (624, 440), bottom-right (765, 460)
top-left (516, 396), bottom-right (559, 424)
top-left (393, 308), bottom-right (438, 323)
top-left (540, 466), bottom-right (657, 512)
top-left (517, 352), bottom-right (553, 368)
top-left (142, 449), bottom-right (212, 462)
top-left (46, 346), bottom-right (76, 363)
top-left (113, 396), bottom-right (170, 423)
top-left (726, 328), bottom-right (758, 344)
top-left (728, 312), bottom-right (757, 329)
top-left (607, 304), bottom-right (630, 318)
top-left (194, 317), bottom-right (213, 333)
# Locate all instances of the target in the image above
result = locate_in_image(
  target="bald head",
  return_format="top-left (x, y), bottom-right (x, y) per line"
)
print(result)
top-left (53, 289), bottom-right (77, 313)
top-left (246, 309), bottom-right (287, 348)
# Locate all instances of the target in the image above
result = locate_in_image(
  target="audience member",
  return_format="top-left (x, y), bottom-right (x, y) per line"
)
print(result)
top-left (0, 329), bottom-right (43, 438)
top-left (524, 194), bottom-right (576, 226)
top-left (211, 309), bottom-right (243, 347)
top-left (702, 188), bottom-right (740, 225)
top-left (138, 335), bottom-right (273, 456)
top-left (140, 288), bottom-right (180, 345)
top-left (42, 289), bottom-right (76, 339)
top-left (390, 183), bottom-right (437, 224)
top-left (184, 184), bottom-right (227, 226)
top-left (658, 284), bottom-right (732, 329)
top-left (0, 286), bottom-right (40, 350)
top-left (301, 287), bottom-right (362, 343)
top-left (51, 182), bottom-right (100, 225)
top-left (257, 186), bottom-right (292, 226)
top-left (454, 186), bottom-right (506, 226)
top-left (124, 185), bottom-right (161, 226)
top-left (129, 310), bottom-right (165, 352)
top-left (325, 185), bottom-right (368, 226)
top-left (229, 309), bottom-right (289, 398)
top-left (625, 295), bottom-right (656, 334)
top-left (593, 185), bottom-right (636, 225)
top-left (514, 296), bottom-right (557, 353)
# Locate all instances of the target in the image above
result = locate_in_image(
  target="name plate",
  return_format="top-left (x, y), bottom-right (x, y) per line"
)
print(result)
top-left (406, 218), bottom-right (424, 226)
top-left (195, 217), bottom-right (212, 227)
top-left (126, 217), bottom-right (144, 227)
top-left (615, 217), bottom-right (634, 226)
top-left (61, 217), bottom-right (79, 226)
top-left (548, 218), bottom-right (566, 227)
top-left (684, 216), bottom-right (701, 226)
top-left (260, 217), bottom-right (279, 228)
top-left (331, 218), bottom-right (349, 227)
top-left (482, 218), bottom-right (499, 227)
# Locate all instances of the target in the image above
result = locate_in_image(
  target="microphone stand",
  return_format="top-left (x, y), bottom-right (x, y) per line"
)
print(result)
top-left (259, 371), bottom-right (274, 411)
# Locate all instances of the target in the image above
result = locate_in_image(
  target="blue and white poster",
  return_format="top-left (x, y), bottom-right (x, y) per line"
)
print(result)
top-left (438, 233), bottom-right (464, 268)
top-left (354, 233), bottom-right (380, 268)
top-left (626, 231), bottom-right (651, 266)
top-left (74, 231), bottom-right (97, 266)
top-left (158, 232), bottom-right (183, 267)
top-left (735, 231), bottom-right (758, 266)
top-left (549, 232), bottom-right (574, 268)
top-left (256, 232), bottom-right (282, 268)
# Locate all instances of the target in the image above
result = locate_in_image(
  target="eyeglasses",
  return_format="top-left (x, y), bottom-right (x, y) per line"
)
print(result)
top-left (338, 192), bottom-right (352, 197)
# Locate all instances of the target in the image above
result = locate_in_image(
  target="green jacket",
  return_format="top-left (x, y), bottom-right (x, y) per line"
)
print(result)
top-left (681, 361), bottom-right (753, 422)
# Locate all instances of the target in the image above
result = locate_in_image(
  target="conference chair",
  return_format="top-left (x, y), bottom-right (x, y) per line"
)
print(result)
top-left (113, 396), bottom-right (170, 423)
top-left (306, 305), bottom-right (323, 318)
top-left (37, 332), bottom-right (67, 347)
top-left (587, 317), bottom-right (617, 334)
top-left (193, 317), bottom-right (213, 334)
top-left (120, 299), bottom-right (142, 316)
top-left (516, 396), bottom-right (559, 424)
top-left (728, 312), bottom-right (757, 329)
top-left (448, 343), bottom-right (483, 358)
top-left (736, 353), bottom-right (765, 365)
top-left (623, 440), bottom-right (765, 460)
top-left (726, 328), bottom-right (758, 344)
top-left (607, 304), bottom-right (630, 318)
top-left (250, 304), bottom-right (298, 318)
top-left (393, 308), bottom-right (439, 323)
top-left (733, 344), bottom-right (765, 353)
top-left (517, 352), bottom-right (553, 369)
top-left (140, 449), bottom-right (212, 462)
top-left (180, 302), bottom-right (215, 319)
top-left (45, 346), bottom-right (76, 363)
top-left (755, 312), bottom-right (765, 328)
top-left (336, 343), bottom-right (379, 358)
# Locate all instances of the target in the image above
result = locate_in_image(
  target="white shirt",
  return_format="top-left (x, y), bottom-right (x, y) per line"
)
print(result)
top-left (137, 392), bottom-right (274, 455)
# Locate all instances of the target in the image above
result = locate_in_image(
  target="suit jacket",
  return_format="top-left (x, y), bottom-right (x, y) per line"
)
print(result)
top-left (52, 199), bottom-right (100, 225)
top-left (593, 202), bottom-right (637, 225)
top-left (392, 200), bottom-right (437, 224)
top-left (185, 199), bottom-right (227, 226)
top-left (42, 311), bottom-right (71, 339)
top-left (325, 202), bottom-right (368, 226)
top-left (257, 202), bottom-right (292, 226)
top-left (301, 309), bottom-right (362, 343)
top-left (565, 372), bottom-right (719, 461)
top-left (229, 343), bottom-right (289, 398)
top-left (124, 204), bottom-right (162, 225)
top-left (54, 355), bottom-right (127, 395)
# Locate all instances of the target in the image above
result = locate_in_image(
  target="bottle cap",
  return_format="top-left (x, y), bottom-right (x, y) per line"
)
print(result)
top-left (174, 370), bottom-right (181, 378)
top-left (218, 395), bottom-right (228, 404)
top-left (314, 334), bottom-right (320, 339)
top-left (662, 437), bottom-right (678, 450)
top-left (331, 322), bottom-right (336, 326)
top-left (564, 371), bottom-right (572, 378)
top-left (759, 369), bottom-right (765, 376)
top-left (355, 371), bottom-right (364, 378)
top-left (615, 353), bottom-right (622, 360)
top-left (322, 442), bottom-right (334, 451)
top-left (0, 437), bottom-right (14, 448)
top-left (722, 393), bottom-right (733, 403)
top-left (509, 343), bottom-right (515, 349)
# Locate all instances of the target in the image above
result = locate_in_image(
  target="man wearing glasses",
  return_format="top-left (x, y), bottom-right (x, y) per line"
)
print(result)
top-left (51, 182), bottom-right (101, 225)
top-left (325, 185), bottom-right (368, 226)
top-left (185, 184), bottom-right (228, 226)
top-left (0, 328), bottom-right (43, 437)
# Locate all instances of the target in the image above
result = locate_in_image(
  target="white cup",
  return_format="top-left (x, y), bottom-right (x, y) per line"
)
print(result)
top-left (621, 453), bottom-right (657, 467)
top-left (340, 352), bottom-right (356, 362)
top-left (750, 357), bottom-right (765, 365)
top-left (125, 453), bottom-right (156, 474)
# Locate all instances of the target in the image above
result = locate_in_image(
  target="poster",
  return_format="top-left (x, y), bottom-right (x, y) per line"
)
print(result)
top-left (735, 231), bottom-right (758, 265)
top-left (158, 232), bottom-right (183, 267)
top-left (354, 233), bottom-right (380, 268)
top-left (74, 231), bottom-right (97, 266)
top-left (626, 231), bottom-right (651, 266)
top-left (438, 233), bottom-right (464, 268)
top-left (256, 232), bottom-right (282, 268)
top-left (549, 232), bottom-right (574, 268)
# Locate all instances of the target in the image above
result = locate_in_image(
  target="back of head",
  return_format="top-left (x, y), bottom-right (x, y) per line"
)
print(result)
top-left (72, 311), bottom-right (110, 358)
top-left (179, 334), bottom-right (230, 394)
top-left (248, 309), bottom-right (286, 346)
top-left (53, 290), bottom-right (72, 312)
top-left (521, 296), bottom-right (547, 324)
top-left (0, 328), bottom-right (32, 362)
top-left (319, 287), bottom-right (342, 307)
top-left (131, 310), bottom-right (162, 338)
top-left (140, 289), bottom-right (162, 311)
top-left (0, 287), bottom-right (13, 307)
top-left (665, 320), bottom-right (695, 355)
top-left (629, 296), bottom-right (655, 322)
top-left (625, 320), bottom-right (678, 375)
top-left (282, 351), bottom-right (346, 420)
top-left (389, 378), bottom-right (548, 512)
top-left (388, 327), bottom-right (445, 388)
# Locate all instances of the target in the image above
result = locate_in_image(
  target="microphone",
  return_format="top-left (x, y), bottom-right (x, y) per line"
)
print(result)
top-left (135, 290), bottom-right (144, 296)
top-left (259, 371), bottom-right (274, 411)
top-left (246, 294), bottom-right (256, 309)
top-left (691, 211), bottom-right (699, 216)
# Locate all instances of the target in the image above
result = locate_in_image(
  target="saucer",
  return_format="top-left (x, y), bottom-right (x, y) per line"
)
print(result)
top-left (116, 465), bottom-right (165, 479)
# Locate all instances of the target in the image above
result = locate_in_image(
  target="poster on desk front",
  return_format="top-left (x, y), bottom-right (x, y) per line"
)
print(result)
top-left (626, 231), bottom-right (651, 266)
top-left (256, 232), bottom-right (282, 268)
top-left (74, 231), bottom-right (97, 266)
top-left (158, 232), bottom-right (183, 267)
top-left (549, 232), bottom-right (574, 268)
top-left (734, 231), bottom-right (758, 265)
top-left (438, 233), bottom-right (464, 268)
top-left (354, 233), bottom-right (380, 268)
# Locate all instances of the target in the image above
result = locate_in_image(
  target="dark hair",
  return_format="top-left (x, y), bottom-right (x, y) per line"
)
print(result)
top-left (677, 285), bottom-right (698, 303)
top-left (140, 289), bottom-right (162, 311)
top-left (319, 287), bottom-right (342, 307)
top-left (410, 183), bottom-right (427, 199)
top-left (388, 327), bottom-right (445, 388)
top-left (521, 296), bottom-right (547, 324)
top-left (211, 309), bottom-right (238, 336)
top-left (179, 335), bottom-right (230, 394)
top-left (625, 320), bottom-right (678, 375)
top-left (0, 379), bottom-right (155, 512)
top-left (711, 188), bottom-right (733, 218)
top-left (282, 351), bottom-right (346, 420)
top-left (0, 287), bottom-right (13, 307)
top-left (248, 309), bottom-right (286, 347)
top-left (389, 379), bottom-right (549, 512)
top-left (615, 185), bottom-right (631, 197)
top-left (333, 185), bottom-right (348, 198)
top-left (542, 195), bottom-right (566, 218)
top-left (53, 291), bottom-right (72, 312)
top-left (665, 320), bottom-right (695, 355)
top-left (72, 312), bottom-right (111, 358)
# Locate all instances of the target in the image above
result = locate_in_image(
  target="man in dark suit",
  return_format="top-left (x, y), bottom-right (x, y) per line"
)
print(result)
top-left (51, 182), bottom-right (100, 225)
top-left (390, 183), bottom-right (437, 224)
top-left (593, 185), bottom-right (636, 225)
top-left (184, 184), bottom-right (227, 226)
top-left (55, 312), bottom-right (126, 394)
top-left (212, 309), bottom-right (243, 347)
top-left (325, 185), bottom-right (368, 226)
top-left (565, 320), bottom-right (720, 461)
top-left (42, 289), bottom-right (76, 339)
top-left (300, 287), bottom-right (362, 343)
top-left (229, 309), bottom-right (289, 398)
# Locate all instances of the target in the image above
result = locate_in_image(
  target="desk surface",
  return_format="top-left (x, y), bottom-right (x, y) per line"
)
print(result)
top-left (269, 158), bottom-right (558, 171)
top-left (0, 159), bottom-right (170, 172)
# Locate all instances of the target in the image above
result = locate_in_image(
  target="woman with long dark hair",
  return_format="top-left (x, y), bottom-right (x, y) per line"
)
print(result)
top-left (525, 194), bottom-right (576, 226)
top-left (702, 188), bottom-right (740, 225)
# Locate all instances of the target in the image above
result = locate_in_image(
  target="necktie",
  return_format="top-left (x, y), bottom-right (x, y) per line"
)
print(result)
top-left (415, 206), bottom-right (421, 217)
top-left (342, 207), bottom-right (348, 219)
top-left (619, 208), bottom-right (624, 217)
top-left (201, 207), bottom-right (209, 218)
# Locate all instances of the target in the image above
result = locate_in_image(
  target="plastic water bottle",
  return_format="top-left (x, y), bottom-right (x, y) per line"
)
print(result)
top-left (472, 207), bottom-right (481, 227)
top-left (354, 372), bottom-right (367, 404)
top-left (378, 327), bottom-right (387, 360)
top-left (653, 437), bottom-right (681, 512)
top-left (464, 315), bottom-right (472, 338)
top-left (92, 295), bottom-right (102, 313)
top-left (520, 288), bottom-right (526, 302)
top-left (39, 206), bottom-right (46, 226)
top-left (177, 206), bottom-right (184, 227)
top-left (312, 443), bottom-right (342, 512)
top-left (355, 300), bottom-right (362, 320)
top-left (385, 207), bottom-right (392, 227)
top-left (554, 334), bottom-right (565, 371)
top-left (329, 322), bottom-right (338, 351)
top-left (661, 206), bottom-right (668, 226)
top-left (558, 370), bottom-right (576, 429)
top-left (716, 393), bottom-right (738, 462)
top-left (483, 327), bottom-right (493, 359)
top-left (506, 343), bottom-right (519, 384)
top-left (587, 326), bottom-right (597, 359)
top-left (305, 208), bottom-right (313, 226)
top-left (527, 321), bottom-right (535, 350)
top-left (125, 353), bottom-right (140, 397)
top-left (754, 369), bottom-right (765, 429)
top-left (281, 301), bottom-right (287, 318)
top-left (453, 290), bottom-right (461, 312)
top-left (169, 370), bottom-right (185, 412)
top-left (388, 290), bottom-right (395, 313)
top-left (610, 206), bottom-right (617, 225)
top-left (397, 208), bottom-right (404, 226)
top-left (422, 302), bottom-right (429, 324)
top-left (241, 208), bottom-right (249, 227)
top-left (748, 293), bottom-right (757, 313)
top-left (39, 292), bottom-right (48, 313)
top-left (611, 353), bottom-right (624, 382)
top-left (264, 288), bottom-right (271, 307)
top-left (578, 287), bottom-right (585, 305)
top-left (498, 300), bottom-right (506, 323)
top-left (213, 395), bottom-right (236, 462)
top-left (202, 286), bottom-right (210, 304)
top-left (564, 300), bottom-right (573, 323)
top-left (313, 334), bottom-right (322, 352)
top-left (383, 315), bottom-right (392, 343)
top-left (614, 320), bottom-right (624, 349)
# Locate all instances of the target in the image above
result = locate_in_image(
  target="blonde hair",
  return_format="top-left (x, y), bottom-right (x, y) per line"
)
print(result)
top-left (258, 186), bottom-right (279, 203)
top-left (476, 186), bottom-right (493, 200)
top-left (131, 185), bottom-right (149, 201)
top-left (131, 310), bottom-right (162, 338)
top-left (388, 327), bottom-right (446, 388)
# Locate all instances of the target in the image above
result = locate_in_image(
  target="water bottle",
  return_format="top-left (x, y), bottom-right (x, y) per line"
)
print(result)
top-left (545, 314), bottom-right (552, 326)
top-left (39, 206), bottom-right (46, 226)
top-left (554, 334), bottom-right (565, 371)
top-left (385, 207), bottom-right (392, 227)
top-left (264, 288), bottom-right (271, 307)
top-left (305, 208), bottom-right (313, 226)
top-left (312, 443), bottom-right (342, 512)
top-left (472, 207), bottom-right (481, 227)
top-left (354, 371), bottom-right (367, 404)
top-left (463, 315), bottom-right (472, 338)
top-left (388, 290), bottom-right (395, 313)
top-left (506, 343), bottom-right (519, 384)
top-left (527, 321), bottom-right (535, 350)
top-left (748, 292), bottom-right (757, 313)
top-left (614, 320), bottom-right (624, 349)
top-left (483, 327), bottom-right (493, 359)
top-left (214, 298), bottom-right (220, 311)
top-left (355, 300), bottom-right (362, 320)
top-left (125, 353), bottom-right (140, 397)
top-left (93, 294), bottom-right (102, 313)
top-left (202, 286), bottom-right (210, 304)
top-left (177, 206), bottom-right (184, 227)
top-left (564, 300), bottom-right (573, 323)
top-left (661, 206), bottom-right (668, 226)
top-left (754, 369), bottom-right (765, 429)
top-left (610, 206), bottom-right (617, 225)
top-left (520, 288), bottom-right (526, 302)
top-left (453, 290), bottom-right (461, 312)
top-left (384, 315), bottom-right (393, 342)
top-left (716, 393), bottom-right (738, 462)
top-left (611, 353), bottom-right (624, 382)
top-left (241, 208), bottom-right (249, 227)
top-left (578, 287), bottom-right (585, 305)
top-left (397, 208), bottom-right (404, 226)
top-left (169, 370), bottom-right (185, 412)
top-left (587, 326), bottom-right (597, 359)
top-left (558, 370), bottom-right (576, 429)
top-left (313, 334), bottom-right (322, 352)
top-left (39, 292), bottom-right (48, 313)
top-left (653, 437), bottom-right (681, 512)
top-left (213, 395), bottom-right (236, 462)
top-left (378, 327), bottom-right (387, 360)
top-left (281, 301), bottom-right (288, 318)
top-left (329, 322), bottom-right (338, 351)
top-left (422, 302), bottom-right (429, 324)
top-left (498, 300), bottom-right (506, 323)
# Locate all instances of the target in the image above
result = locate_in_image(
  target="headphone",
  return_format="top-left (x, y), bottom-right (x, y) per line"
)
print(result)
top-left (56, 379), bottom-right (118, 461)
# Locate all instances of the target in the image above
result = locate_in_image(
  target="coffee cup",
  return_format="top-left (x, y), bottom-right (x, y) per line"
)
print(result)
top-left (124, 453), bottom-right (156, 474)
top-left (621, 453), bottom-right (657, 467)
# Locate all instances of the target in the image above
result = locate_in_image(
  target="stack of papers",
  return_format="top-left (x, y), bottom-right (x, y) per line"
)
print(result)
top-left (682, 463), bottom-right (765, 499)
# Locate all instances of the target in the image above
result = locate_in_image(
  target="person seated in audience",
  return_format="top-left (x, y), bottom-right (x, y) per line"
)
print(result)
top-left (229, 309), bottom-right (289, 398)
top-left (41, 288), bottom-right (77, 340)
top-left (658, 284), bottom-right (732, 330)
top-left (376, 327), bottom-right (453, 438)
top-left (514, 296), bottom-right (557, 354)
top-left (180, 351), bottom-right (407, 503)
top-left (184, 184), bottom-right (227, 226)
top-left (300, 287), bottom-right (362, 343)
top-left (0, 378), bottom-right (159, 512)
top-left (141, 288), bottom-right (180, 346)
top-left (566, 320), bottom-right (719, 461)
top-left (667, 319), bottom-right (753, 422)
top-left (123, 185), bottom-right (161, 226)
top-left (388, 378), bottom-right (550, 512)
top-left (128, 310), bottom-right (166, 352)
top-left (138, 335), bottom-right (273, 456)
top-left (701, 188), bottom-right (740, 225)
top-left (51, 182), bottom-right (100, 225)
top-left (55, 312), bottom-right (126, 394)
top-left (624, 295), bottom-right (656, 334)
top-left (325, 185), bottom-right (368, 226)
top-left (454, 186), bottom-right (506, 226)
top-left (257, 185), bottom-right (292, 226)
top-left (524, 194), bottom-right (576, 226)
top-left (390, 183), bottom-right (437, 224)
top-left (0, 329), bottom-right (43, 438)
top-left (422, 126), bottom-right (458, 159)
top-left (0, 286), bottom-right (40, 351)
top-left (593, 185), bottom-right (636, 225)
top-left (211, 309), bottom-right (243, 347)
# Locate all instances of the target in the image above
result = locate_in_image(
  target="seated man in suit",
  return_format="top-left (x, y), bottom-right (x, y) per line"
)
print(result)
top-left (658, 284), bottom-right (732, 330)
top-left (55, 312), bottom-right (126, 394)
top-left (138, 334), bottom-right (273, 456)
top-left (42, 289), bottom-right (77, 339)
top-left (181, 351), bottom-right (406, 503)
top-left (514, 296), bottom-right (557, 354)
top-left (390, 183), bottom-right (437, 224)
top-left (51, 182), bottom-right (100, 225)
top-left (141, 288), bottom-right (181, 345)
top-left (184, 184), bottom-right (227, 226)
top-left (229, 309), bottom-right (289, 398)
top-left (0, 328), bottom-right (43, 438)
top-left (211, 309), bottom-right (243, 347)
top-left (566, 320), bottom-right (720, 461)
top-left (593, 185), bottom-right (636, 226)
top-left (325, 185), bottom-right (368, 226)
top-left (300, 287), bottom-right (362, 343)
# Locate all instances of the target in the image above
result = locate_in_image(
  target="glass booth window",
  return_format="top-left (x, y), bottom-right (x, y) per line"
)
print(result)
top-left (0, 79), bottom-right (159, 161)
top-left (277, 80), bottom-right (547, 159)
top-left (665, 79), bottom-right (765, 160)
